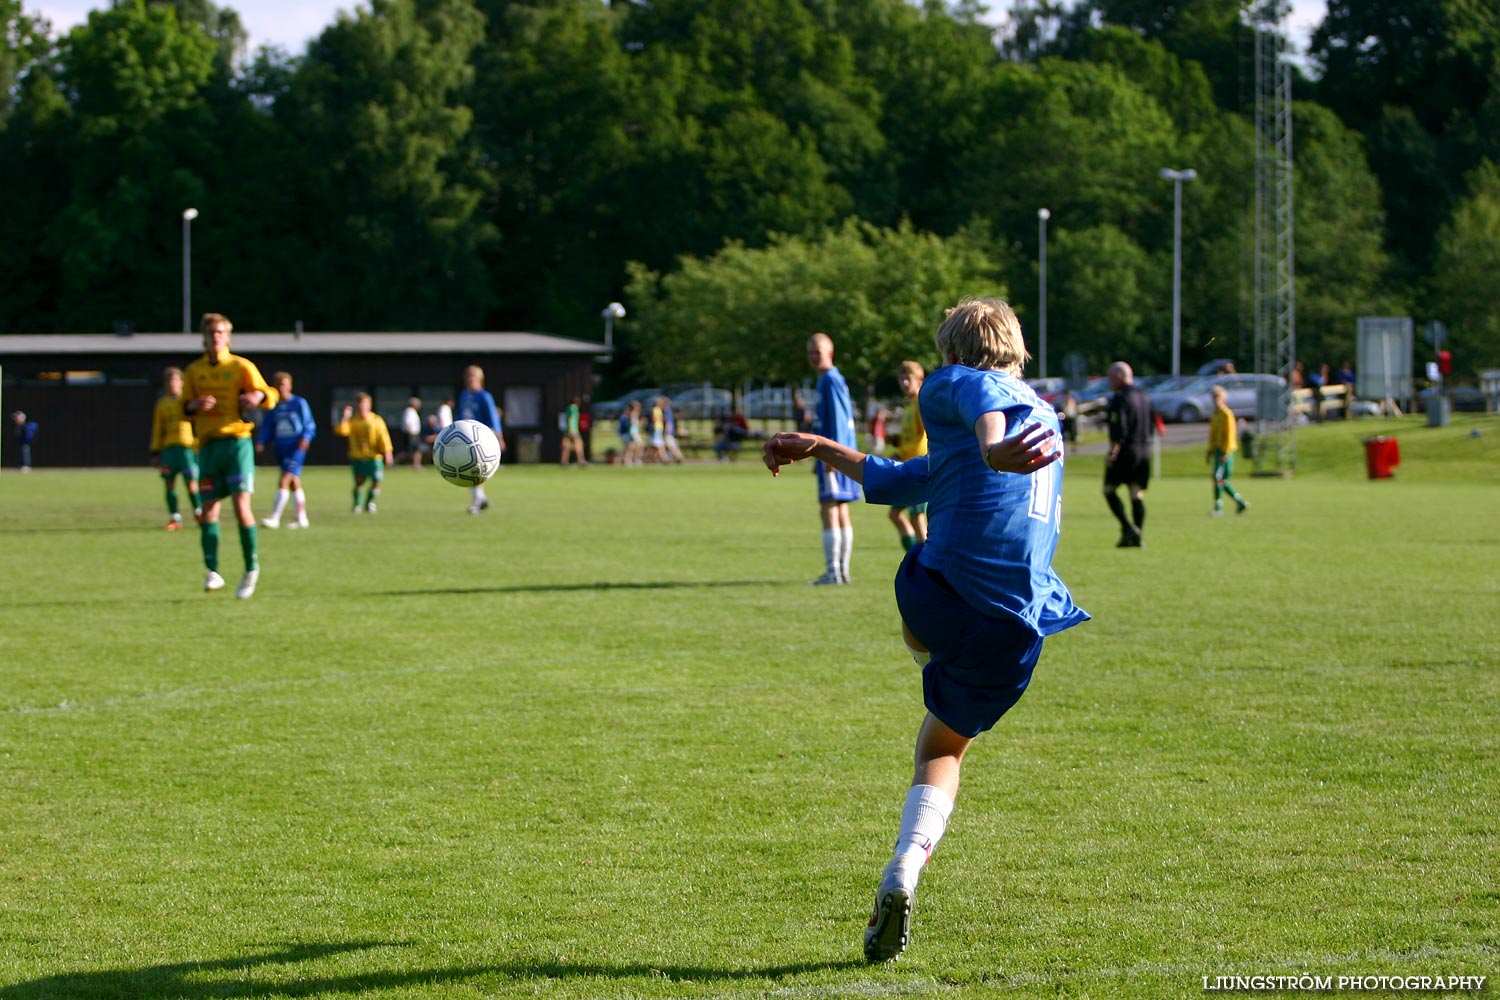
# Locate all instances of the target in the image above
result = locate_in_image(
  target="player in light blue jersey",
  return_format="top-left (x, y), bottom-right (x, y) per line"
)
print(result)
top-left (764, 297), bottom-right (1088, 964)
top-left (807, 332), bottom-right (862, 584)
top-left (256, 371), bottom-right (316, 529)
top-left (456, 365), bottom-right (503, 514)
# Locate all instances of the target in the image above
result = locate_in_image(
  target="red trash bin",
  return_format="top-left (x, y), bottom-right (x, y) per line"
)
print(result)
top-left (1363, 435), bottom-right (1400, 479)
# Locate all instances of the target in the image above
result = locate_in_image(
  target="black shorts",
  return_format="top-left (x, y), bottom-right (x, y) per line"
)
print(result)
top-left (1104, 448), bottom-right (1150, 489)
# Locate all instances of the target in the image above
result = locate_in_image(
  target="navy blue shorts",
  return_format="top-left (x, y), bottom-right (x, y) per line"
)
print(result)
top-left (894, 544), bottom-right (1043, 738)
top-left (275, 445), bottom-right (308, 477)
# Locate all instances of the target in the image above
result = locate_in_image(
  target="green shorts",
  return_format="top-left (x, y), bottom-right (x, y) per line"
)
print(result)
top-left (158, 444), bottom-right (199, 481)
top-left (351, 458), bottom-right (385, 482)
top-left (1212, 450), bottom-right (1236, 480)
top-left (198, 437), bottom-right (255, 501)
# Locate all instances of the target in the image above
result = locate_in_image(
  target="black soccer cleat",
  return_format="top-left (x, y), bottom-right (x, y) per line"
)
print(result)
top-left (863, 886), bottom-right (913, 963)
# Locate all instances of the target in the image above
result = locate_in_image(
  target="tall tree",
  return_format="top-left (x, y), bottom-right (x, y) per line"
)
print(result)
top-left (624, 219), bottom-right (1001, 393)
top-left (277, 0), bottom-right (495, 330)
top-left (1430, 160), bottom-right (1500, 373)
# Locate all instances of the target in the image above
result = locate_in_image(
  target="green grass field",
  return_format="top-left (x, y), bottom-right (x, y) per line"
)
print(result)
top-left (2, 415), bottom-right (1496, 999)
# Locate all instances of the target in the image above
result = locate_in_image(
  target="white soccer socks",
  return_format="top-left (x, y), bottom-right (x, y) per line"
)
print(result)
top-left (822, 528), bottom-right (842, 580)
top-left (840, 526), bottom-right (854, 582)
top-left (882, 784), bottom-right (954, 895)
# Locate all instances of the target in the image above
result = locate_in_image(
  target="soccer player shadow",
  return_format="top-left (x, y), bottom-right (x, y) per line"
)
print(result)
top-left (0, 941), bottom-right (864, 997)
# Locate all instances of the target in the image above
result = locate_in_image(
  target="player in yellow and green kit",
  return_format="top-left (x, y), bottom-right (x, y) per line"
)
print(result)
top-left (150, 365), bottom-right (201, 531)
top-left (335, 393), bottom-right (394, 513)
top-left (1207, 384), bottom-right (1250, 516)
top-left (887, 361), bottom-right (930, 550)
top-left (182, 313), bottom-right (278, 598)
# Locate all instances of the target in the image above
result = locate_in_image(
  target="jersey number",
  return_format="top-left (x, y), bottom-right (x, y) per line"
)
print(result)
top-left (1028, 458), bottom-right (1060, 526)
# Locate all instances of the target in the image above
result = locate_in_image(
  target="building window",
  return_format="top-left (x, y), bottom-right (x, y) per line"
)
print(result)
top-left (502, 386), bottom-right (542, 428)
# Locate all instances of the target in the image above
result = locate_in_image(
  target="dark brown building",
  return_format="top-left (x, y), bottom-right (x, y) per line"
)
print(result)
top-left (1, 331), bottom-right (605, 468)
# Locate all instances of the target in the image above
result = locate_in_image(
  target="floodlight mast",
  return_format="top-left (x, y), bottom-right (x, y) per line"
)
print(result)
top-left (1037, 208), bottom-right (1050, 380)
top-left (601, 302), bottom-right (625, 351)
top-left (182, 208), bottom-right (199, 334)
top-left (1159, 169), bottom-right (1196, 378)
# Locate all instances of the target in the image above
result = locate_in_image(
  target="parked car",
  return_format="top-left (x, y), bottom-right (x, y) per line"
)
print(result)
top-left (1151, 373), bottom-right (1285, 423)
top-left (1196, 358), bottom-right (1238, 376)
top-left (744, 386), bottom-right (820, 420)
top-left (592, 387), bottom-right (661, 421)
top-left (1025, 377), bottom-right (1069, 404)
top-left (668, 386), bottom-right (733, 419)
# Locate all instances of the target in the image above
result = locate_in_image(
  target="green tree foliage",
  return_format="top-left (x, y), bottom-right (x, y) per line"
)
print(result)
top-left (624, 220), bottom-right (1001, 392)
top-left (1311, 0), bottom-right (1500, 275)
top-left (275, 0), bottom-right (495, 330)
top-left (1288, 103), bottom-right (1396, 366)
top-left (1046, 224), bottom-right (1165, 372)
top-left (1431, 160), bottom-right (1500, 372)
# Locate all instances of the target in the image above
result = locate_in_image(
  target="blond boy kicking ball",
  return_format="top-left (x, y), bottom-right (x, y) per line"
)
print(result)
top-left (763, 297), bottom-right (1089, 962)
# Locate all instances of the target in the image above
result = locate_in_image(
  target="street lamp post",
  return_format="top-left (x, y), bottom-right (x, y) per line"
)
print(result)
top-left (1037, 208), bottom-right (1050, 380)
top-left (182, 208), bottom-right (199, 334)
top-left (601, 302), bottom-right (625, 351)
top-left (1159, 168), bottom-right (1196, 377)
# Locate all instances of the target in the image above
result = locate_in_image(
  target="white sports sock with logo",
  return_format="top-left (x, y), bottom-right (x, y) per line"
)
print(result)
top-left (822, 528), bottom-right (841, 578)
top-left (882, 784), bottom-right (954, 893)
top-left (840, 526), bottom-right (854, 581)
top-left (270, 488), bottom-right (290, 519)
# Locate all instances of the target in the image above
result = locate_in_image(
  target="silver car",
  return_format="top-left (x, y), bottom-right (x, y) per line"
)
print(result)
top-left (1151, 373), bottom-right (1286, 423)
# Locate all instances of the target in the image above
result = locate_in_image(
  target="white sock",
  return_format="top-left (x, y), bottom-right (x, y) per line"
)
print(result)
top-left (840, 526), bottom-right (854, 581)
top-left (470, 485), bottom-right (487, 503)
top-left (882, 784), bottom-right (954, 893)
top-left (822, 528), bottom-right (841, 577)
top-left (294, 489), bottom-right (307, 519)
top-left (270, 488), bottom-right (290, 519)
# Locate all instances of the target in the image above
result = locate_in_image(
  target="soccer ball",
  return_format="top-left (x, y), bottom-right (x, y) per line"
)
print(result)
top-left (433, 420), bottom-right (501, 487)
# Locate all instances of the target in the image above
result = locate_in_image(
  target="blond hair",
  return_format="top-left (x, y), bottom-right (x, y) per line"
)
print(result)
top-left (273, 371), bottom-right (293, 387)
top-left (200, 313), bottom-right (232, 335)
top-left (898, 360), bottom-right (925, 381)
top-left (935, 297), bottom-right (1029, 374)
top-left (464, 365), bottom-right (484, 384)
top-left (163, 366), bottom-right (183, 380)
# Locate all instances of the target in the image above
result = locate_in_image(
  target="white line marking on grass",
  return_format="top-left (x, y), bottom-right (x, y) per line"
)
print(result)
top-left (698, 979), bottom-right (949, 999)
top-left (8, 663), bottom-right (478, 715)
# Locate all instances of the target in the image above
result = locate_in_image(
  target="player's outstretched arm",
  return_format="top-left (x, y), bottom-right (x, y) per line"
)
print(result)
top-left (762, 432), bottom-right (868, 481)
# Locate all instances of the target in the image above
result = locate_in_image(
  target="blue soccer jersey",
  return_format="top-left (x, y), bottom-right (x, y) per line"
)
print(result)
top-left (814, 365), bottom-right (861, 502)
top-left (259, 393), bottom-right (316, 449)
top-left (862, 364), bottom-right (1087, 637)
top-left (457, 388), bottom-right (502, 434)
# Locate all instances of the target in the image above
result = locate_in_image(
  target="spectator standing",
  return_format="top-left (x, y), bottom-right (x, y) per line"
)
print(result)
top-left (1103, 361), bottom-right (1152, 548)
top-left (661, 397), bottom-right (685, 463)
top-left (560, 396), bottom-right (588, 466)
top-left (11, 411), bottom-right (37, 472)
top-left (401, 397), bottom-right (424, 469)
top-left (150, 368), bottom-right (201, 529)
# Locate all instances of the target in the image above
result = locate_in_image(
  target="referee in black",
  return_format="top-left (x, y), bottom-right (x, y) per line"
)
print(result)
top-left (1103, 361), bottom-right (1153, 547)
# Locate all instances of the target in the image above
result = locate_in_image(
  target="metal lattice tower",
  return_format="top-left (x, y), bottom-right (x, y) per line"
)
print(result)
top-left (1252, 9), bottom-right (1296, 475)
